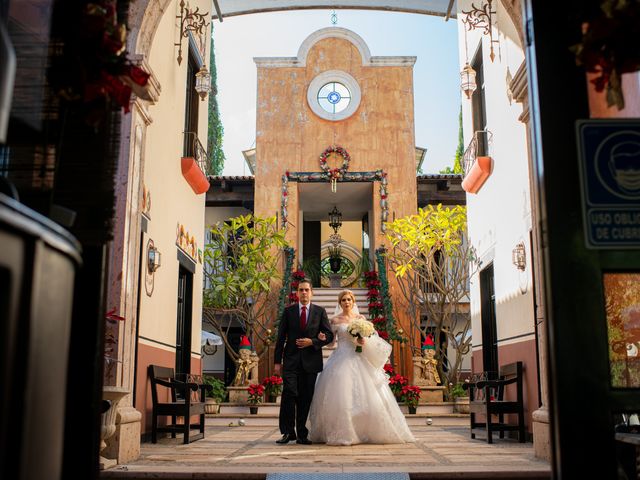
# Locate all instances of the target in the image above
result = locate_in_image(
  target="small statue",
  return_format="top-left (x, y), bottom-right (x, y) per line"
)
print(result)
top-left (233, 336), bottom-right (260, 386)
top-left (413, 334), bottom-right (441, 386)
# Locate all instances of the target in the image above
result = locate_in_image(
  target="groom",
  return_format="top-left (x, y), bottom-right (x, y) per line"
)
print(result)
top-left (274, 278), bottom-right (333, 444)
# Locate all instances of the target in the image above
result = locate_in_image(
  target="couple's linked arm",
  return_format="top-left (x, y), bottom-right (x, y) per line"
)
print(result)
top-left (273, 306), bottom-right (334, 365)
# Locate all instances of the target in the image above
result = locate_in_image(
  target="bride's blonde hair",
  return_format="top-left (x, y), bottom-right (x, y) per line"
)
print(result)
top-left (338, 290), bottom-right (356, 304)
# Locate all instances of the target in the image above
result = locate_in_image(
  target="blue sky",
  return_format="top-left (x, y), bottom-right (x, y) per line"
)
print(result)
top-left (212, 9), bottom-right (461, 175)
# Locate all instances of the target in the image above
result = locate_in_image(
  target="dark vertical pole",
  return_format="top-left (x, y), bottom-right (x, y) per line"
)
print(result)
top-left (62, 245), bottom-right (107, 479)
top-left (524, 1), bottom-right (617, 477)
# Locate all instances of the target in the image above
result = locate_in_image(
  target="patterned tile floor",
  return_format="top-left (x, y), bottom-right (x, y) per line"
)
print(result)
top-left (101, 424), bottom-right (551, 479)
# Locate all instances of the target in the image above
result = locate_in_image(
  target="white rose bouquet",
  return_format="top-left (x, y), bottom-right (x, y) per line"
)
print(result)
top-left (347, 318), bottom-right (376, 353)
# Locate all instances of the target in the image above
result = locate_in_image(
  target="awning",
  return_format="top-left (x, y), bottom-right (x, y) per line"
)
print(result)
top-left (201, 331), bottom-right (223, 347)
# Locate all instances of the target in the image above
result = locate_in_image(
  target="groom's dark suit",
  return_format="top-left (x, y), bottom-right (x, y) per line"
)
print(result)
top-left (274, 302), bottom-right (333, 440)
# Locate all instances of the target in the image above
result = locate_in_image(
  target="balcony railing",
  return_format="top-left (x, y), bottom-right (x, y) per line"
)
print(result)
top-left (183, 131), bottom-right (211, 176)
top-left (463, 130), bottom-right (492, 176)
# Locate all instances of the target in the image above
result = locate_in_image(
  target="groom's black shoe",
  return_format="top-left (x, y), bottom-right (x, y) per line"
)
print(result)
top-left (296, 437), bottom-right (312, 445)
top-left (276, 433), bottom-right (297, 444)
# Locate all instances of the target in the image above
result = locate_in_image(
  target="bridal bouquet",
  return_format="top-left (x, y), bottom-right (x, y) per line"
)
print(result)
top-left (347, 318), bottom-right (375, 353)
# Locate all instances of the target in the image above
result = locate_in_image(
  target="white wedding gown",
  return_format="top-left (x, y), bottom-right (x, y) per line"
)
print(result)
top-left (307, 322), bottom-right (415, 445)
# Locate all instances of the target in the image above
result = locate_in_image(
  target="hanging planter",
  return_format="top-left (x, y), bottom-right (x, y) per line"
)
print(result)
top-left (181, 157), bottom-right (209, 194)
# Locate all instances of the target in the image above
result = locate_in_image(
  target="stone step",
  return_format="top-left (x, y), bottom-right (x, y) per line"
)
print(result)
top-left (208, 410), bottom-right (468, 427)
top-left (219, 402), bottom-right (459, 416)
top-left (312, 288), bottom-right (370, 316)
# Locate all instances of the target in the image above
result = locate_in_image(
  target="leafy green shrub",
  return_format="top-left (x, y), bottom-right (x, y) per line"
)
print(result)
top-left (203, 375), bottom-right (227, 401)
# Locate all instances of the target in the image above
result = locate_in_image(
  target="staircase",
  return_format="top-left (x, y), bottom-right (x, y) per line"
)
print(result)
top-left (312, 287), bottom-right (369, 317)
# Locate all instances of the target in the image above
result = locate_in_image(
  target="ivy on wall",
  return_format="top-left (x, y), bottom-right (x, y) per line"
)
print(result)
top-left (207, 26), bottom-right (225, 175)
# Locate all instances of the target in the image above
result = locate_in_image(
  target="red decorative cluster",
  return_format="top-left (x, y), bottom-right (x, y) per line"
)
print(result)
top-left (50, 1), bottom-right (151, 126)
top-left (383, 363), bottom-right (395, 376)
top-left (262, 375), bottom-right (283, 387)
top-left (401, 385), bottom-right (422, 408)
top-left (365, 271), bottom-right (389, 339)
top-left (388, 374), bottom-right (409, 397)
top-left (247, 383), bottom-right (265, 404)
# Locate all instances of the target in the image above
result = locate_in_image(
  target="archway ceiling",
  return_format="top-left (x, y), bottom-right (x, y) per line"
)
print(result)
top-left (212, 0), bottom-right (457, 21)
top-left (299, 182), bottom-right (373, 221)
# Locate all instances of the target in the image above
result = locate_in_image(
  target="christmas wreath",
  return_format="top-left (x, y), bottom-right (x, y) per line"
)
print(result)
top-left (319, 146), bottom-right (350, 191)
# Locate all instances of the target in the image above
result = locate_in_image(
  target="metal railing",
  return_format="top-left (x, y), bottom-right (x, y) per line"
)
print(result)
top-left (183, 131), bottom-right (212, 176)
top-left (463, 130), bottom-right (492, 176)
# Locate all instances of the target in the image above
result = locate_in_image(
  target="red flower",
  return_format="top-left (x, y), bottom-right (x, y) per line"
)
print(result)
top-left (283, 191), bottom-right (288, 197)
top-left (383, 363), bottom-right (395, 376)
top-left (126, 65), bottom-right (150, 86)
top-left (378, 330), bottom-right (389, 340)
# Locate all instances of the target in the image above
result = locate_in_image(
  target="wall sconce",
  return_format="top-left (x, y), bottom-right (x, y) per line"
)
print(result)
top-left (460, 62), bottom-right (477, 99)
top-left (194, 65), bottom-right (212, 100)
top-left (147, 240), bottom-right (162, 273)
top-left (175, 0), bottom-right (209, 65)
top-left (512, 242), bottom-right (526, 271)
top-left (461, 0), bottom-right (500, 62)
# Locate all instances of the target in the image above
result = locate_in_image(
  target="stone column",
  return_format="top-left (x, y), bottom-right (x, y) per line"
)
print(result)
top-left (510, 62), bottom-right (551, 461)
top-left (103, 58), bottom-right (160, 466)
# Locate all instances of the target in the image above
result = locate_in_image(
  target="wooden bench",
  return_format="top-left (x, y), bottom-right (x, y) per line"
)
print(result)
top-left (464, 361), bottom-right (525, 444)
top-left (148, 365), bottom-right (209, 444)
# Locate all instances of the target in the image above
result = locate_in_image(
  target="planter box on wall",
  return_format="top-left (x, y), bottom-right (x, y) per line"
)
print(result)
top-left (181, 157), bottom-right (209, 194)
top-left (462, 156), bottom-right (493, 194)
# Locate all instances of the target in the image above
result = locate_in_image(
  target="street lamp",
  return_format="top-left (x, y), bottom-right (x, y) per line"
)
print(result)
top-left (328, 206), bottom-right (342, 234)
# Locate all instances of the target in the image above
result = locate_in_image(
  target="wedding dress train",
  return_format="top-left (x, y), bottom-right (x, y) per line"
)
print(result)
top-left (308, 323), bottom-right (415, 445)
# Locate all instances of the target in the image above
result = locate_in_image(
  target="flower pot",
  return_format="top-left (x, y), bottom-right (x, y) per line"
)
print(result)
top-left (329, 257), bottom-right (342, 273)
top-left (249, 406), bottom-right (258, 415)
top-left (204, 398), bottom-right (219, 414)
top-left (454, 396), bottom-right (470, 414)
top-left (267, 394), bottom-right (281, 403)
top-left (408, 406), bottom-right (417, 415)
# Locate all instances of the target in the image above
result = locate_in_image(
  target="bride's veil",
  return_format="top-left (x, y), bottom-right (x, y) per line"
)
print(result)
top-left (332, 302), bottom-right (360, 318)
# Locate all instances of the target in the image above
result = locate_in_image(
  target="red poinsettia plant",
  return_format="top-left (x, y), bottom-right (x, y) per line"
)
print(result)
top-left (388, 374), bottom-right (409, 397)
top-left (247, 384), bottom-right (265, 404)
top-left (572, 0), bottom-right (640, 109)
top-left (261, 375), bottom-right (283, 397)
top-left (383, 363), bottom-right (395, 377)
top-left (401, 385), bottom-right (422, 409)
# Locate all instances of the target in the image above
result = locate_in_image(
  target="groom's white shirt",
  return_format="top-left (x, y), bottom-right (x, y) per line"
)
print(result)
top-left (298, 302), bottom-right (311, 317)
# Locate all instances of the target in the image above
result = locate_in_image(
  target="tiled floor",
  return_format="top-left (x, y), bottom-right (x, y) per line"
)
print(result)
top-left (101, 424), bottom-right (551, 479)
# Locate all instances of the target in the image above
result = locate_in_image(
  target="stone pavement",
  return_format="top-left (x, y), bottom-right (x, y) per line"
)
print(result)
top-left (101, 422), bottom-right (551, 479)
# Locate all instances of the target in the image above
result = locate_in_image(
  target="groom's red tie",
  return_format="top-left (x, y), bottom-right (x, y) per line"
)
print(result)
top-left (300, 305), bottom-right (307, 330)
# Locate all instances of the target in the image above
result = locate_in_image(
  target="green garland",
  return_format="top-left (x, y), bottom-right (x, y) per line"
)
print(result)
top-left (207, 26), bottom-right (225, 175)
top-left (375, 247), bottom-right (406, 342)
top-left (273, 247), bottom-right (295, 340)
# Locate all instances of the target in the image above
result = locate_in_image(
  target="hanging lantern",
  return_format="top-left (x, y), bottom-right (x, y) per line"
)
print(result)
top-left (195, 65), bottom-right (212, 101)
top-left (460, 63), bottom-right (477, 99)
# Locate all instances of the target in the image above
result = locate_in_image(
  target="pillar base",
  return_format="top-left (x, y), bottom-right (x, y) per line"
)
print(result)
top-left (532, 406), bottom-right (551, 461)
top-left (104, 405), bottom-right (142, 465)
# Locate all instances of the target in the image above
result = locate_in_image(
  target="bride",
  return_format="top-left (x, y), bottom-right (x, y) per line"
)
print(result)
top-left (307, 289), bottom-right (415, 445)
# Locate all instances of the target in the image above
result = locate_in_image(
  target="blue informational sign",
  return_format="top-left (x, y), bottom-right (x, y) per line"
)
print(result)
top-left (577, 120), bottom-right (640, 248)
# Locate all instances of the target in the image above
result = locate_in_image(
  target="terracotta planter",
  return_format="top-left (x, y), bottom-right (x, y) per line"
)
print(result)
top-left (180, 157), bottom-right (209, 194)
top-left (249, 406), bottom-right (258, 415)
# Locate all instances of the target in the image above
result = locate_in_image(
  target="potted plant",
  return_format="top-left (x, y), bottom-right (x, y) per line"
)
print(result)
top-left (262, 375), bottom-right (283, 403)
top-left (247, 383), bottom-right (264, 414)
top-left (449, 381), bottom-right (470, 413)
top-left (328, 245), bottom-right (342, 273)
top-left (388, 373), bottom-right (408, 401)
top-left (401, 385), bottom-right (422, 414)
top-left (203, 375), bottom-right (226, 414)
